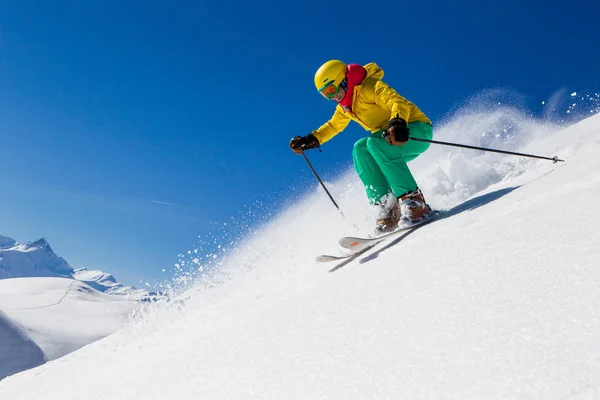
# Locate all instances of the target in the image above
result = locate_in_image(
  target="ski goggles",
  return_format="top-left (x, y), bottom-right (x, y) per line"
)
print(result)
top-left (319, 82), bottom-right (341, 100)
top-left (318, 79), bottom-right (347, 100)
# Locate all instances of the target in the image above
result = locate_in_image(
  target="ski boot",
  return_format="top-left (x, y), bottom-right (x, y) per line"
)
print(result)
top-left (375, 194), bottom-right (400, 234)
top-left (398, 188), bottom-right (432, 225)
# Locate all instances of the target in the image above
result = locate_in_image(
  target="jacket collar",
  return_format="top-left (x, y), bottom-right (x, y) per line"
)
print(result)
top-left (339, 64), bottom-right (367, 109)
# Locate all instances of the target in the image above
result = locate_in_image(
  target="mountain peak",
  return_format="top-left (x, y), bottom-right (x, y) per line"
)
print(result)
top-left (26, 238), bottom-right (52, 252)
top-left (1, 235), bottom-right (140, 296)
top-left (0, 234), bottom-right (17, 249)
top-left (1, 236), bottom-right (72, 279)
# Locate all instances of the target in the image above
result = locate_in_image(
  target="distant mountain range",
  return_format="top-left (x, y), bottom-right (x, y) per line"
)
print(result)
top-left (0, 234), bottom-right (140, 295)
top-left (0, 234), bottom-right (148, 380)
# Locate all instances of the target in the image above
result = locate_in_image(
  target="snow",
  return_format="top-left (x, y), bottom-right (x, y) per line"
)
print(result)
top-left (0, 235), bottom-right (147, 378)
top-left (0, 310), bottom-right (46, 380)
top-left (0, 277), bottom-right (140, 379)
top-left (1, 111), bottom-right (600, 398)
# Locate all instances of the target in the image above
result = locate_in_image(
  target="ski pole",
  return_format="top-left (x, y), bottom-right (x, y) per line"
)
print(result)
top-left (301, 151), bottom-right (344, 217)
top-left (409, 137), bottom-right (564, 163)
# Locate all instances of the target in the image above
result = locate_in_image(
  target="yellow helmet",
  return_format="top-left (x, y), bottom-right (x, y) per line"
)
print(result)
top-left (314, 60), bottom-right (347, 93)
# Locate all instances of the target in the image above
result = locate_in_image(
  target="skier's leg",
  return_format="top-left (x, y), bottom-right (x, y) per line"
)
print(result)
top-left (352, 137), bottom-right (393, 204)
top-left (365, 122), bottom-right (433, 196)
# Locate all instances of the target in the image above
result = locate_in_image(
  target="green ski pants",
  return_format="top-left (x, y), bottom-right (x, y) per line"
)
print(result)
top-left (352, 121), bottom-right (433, 204)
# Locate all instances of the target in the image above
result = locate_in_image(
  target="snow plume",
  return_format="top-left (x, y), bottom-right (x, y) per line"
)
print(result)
top-left (414, 89), bottom-right (561, 209)
top-left (543, 88), bottom-right (600, 122)
top-left (126, 199), bottom-right (280, 335)
top-left (171, 201), bottom-right (275, 293)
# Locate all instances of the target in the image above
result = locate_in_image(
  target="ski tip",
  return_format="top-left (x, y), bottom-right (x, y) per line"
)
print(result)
top-left (316, 255), bottom-right (339, 263)
top-left (348, 241), bottom-right (360, 248)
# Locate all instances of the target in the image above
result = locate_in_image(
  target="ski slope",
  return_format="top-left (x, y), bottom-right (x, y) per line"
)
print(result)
top-left (0, 277), bottom-right (140, 380)
top-left (1, 110), bottom-right (599, 399)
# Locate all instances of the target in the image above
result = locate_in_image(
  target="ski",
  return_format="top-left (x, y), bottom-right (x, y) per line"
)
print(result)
top-left (316, 241), bottom-right (384, 263)
top-left (315, 211), bottom-right (441, 272)
top-left (315, 254), bottom-right (351, 263)
top-left (338, 211), bottom-right (440, 252)
top-left (318, 242), bottom-right (384, 272)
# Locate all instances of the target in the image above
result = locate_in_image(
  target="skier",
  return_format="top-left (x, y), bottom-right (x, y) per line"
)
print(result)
top-left (289, 60), bottom-right (434, 233)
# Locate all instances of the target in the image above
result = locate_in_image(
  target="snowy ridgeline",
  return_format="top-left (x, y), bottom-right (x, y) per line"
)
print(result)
top-left (0, 111), bottom-right (598, 397)
top-left (0, 236), bottom-right (148, 380)
top-left (0, 235), bottom-right (140, 295)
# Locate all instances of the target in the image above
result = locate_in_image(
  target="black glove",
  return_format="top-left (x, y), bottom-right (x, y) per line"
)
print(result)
top-left (290, 133), bottom-right (320, 154)
top-left (384, 116), bottom-right (410, 146)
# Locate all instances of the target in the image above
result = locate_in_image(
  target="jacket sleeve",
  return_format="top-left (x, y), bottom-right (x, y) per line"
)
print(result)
top-left (372, 81), bottom-right (411, 122)
top-left (313, 106), bottom-right (351, 144)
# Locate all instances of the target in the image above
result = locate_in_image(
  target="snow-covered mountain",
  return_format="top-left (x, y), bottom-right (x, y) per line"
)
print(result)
top-left (0, 236), bottom-right (146, 380)
top-left (0, 111), bottom-right (599, 398)
top-left (0, 237), bottom-right (73, 279)
top-left (0, 236), bottom-right (16, 249)
top-left (0, 235), bottom-right (139, 295)
top-left (72, 268), bottom-right (142, 295)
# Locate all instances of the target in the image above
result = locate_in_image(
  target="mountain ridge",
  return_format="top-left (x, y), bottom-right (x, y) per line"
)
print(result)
top-left (0, 235), bottom-right (137, 295)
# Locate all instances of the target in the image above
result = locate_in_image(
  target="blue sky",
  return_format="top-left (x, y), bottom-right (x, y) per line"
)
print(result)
top-left (1, 0), bottom-right (598, 286)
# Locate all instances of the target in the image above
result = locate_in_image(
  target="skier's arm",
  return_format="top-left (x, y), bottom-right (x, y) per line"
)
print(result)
top-left (313, 106), bottom-right (351, 144)
top-left (372, 81), bottom-right (411, 122)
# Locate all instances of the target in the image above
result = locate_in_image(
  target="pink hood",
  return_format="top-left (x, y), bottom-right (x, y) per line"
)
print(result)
top-left (339, 63), bottom-right (367, 109)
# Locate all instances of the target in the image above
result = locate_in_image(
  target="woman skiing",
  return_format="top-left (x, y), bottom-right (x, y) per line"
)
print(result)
top-left (289, 60), bottom-right (434, 233)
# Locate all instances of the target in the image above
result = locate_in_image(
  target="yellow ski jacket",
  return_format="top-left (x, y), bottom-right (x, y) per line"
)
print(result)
top-left (313, 63), bottom-right (431, 144)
